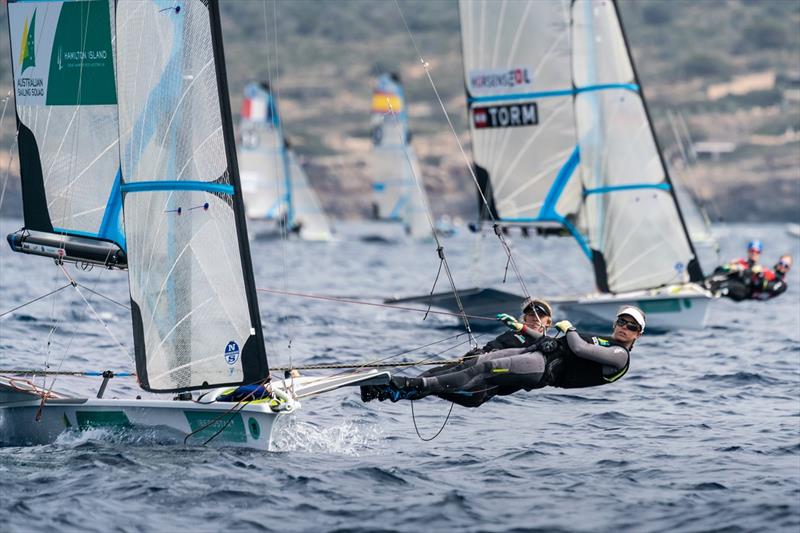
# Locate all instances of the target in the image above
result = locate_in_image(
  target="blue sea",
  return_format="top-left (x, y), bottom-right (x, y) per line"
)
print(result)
top-left (1, 218), bottom-right (798, 532)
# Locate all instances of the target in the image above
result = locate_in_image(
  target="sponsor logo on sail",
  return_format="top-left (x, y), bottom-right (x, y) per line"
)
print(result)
top-left (224, 341), bottom-right (240, 365)
top-left (468, 67), bottom-right (533, 92)
top-left (472, 102), bottom-right (538, 129)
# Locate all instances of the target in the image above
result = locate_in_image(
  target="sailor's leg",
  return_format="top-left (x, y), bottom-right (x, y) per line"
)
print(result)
top-left (413, 351), bottom-right (546, 397)
top-left (418, 347), bottom-right (527, 378)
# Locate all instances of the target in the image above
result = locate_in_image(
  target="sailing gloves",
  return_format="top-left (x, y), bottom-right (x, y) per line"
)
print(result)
top-left (497, 313), bottom-right (524, 332)
top-left (555, 320), bottom-right (575, 334)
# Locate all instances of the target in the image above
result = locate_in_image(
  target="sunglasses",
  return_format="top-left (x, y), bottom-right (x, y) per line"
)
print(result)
top-left (615, 317), bottom-right (641, 332)
top-left (524, 304), bottom-right (551, 318)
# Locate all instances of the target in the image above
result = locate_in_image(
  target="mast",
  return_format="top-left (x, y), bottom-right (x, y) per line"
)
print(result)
top-left (208, 0), bottom-right (270, 384)
top-left (611, 0), bottom-right (703, 282)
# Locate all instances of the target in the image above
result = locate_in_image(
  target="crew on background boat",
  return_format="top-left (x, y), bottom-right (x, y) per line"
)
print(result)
top-left (707, 240), bottom-right (792, 301)
top-left (750, 254), bottom-right (792, 300)
top-left (361, 306), bottom-right (643, 408)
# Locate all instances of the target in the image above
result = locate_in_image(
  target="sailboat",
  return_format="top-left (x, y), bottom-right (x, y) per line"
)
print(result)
top-left (390, 0), bottom-right (713, 332)
top-left (0, 0), bottom-right (384, 449)
top-left (666, 110), bottom-right (719, 270)
top-left (238, 81), bottom-right (333, 241)
top-left (368, 72), bottom-right (431, 240)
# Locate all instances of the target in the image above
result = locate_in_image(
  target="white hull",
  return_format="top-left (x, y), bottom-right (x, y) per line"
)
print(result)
top-left (550, 284), bottom-right (714, 332)
top-left (0, 397), bottom-right (287, 449)
top-left (0, 370), bottom-right (388, 449)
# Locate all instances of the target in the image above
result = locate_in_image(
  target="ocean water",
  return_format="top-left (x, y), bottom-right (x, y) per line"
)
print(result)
top-left (0, 219), bottom-right (798, 532)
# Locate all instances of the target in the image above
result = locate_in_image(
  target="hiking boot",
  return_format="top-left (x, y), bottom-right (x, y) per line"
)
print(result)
top-left (360, 384), bottom-right (390, 403)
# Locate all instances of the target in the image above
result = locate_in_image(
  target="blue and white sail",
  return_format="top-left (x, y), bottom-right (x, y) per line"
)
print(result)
top-left (115, 0), bottom-right (269, 392)
top-left (238, 82), bottom-right (332, 241)
top-left (6, 0), bottom-right (125, 267)
top-left (369, 73), bottom-right (431, 239)
top-left (459, 0), bottom-right (703, 294)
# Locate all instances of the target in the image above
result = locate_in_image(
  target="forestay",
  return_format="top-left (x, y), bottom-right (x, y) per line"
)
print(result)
top-left (369, 73), bottom-right (430, 239)
top-left (239, 82), bottom-right (332, 240)
top-left (115, 0), bottom-right (269, 392)
top-left (6, 0), bottom-right (125, 265)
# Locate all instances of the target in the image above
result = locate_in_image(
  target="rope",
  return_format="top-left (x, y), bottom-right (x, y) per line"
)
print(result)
top-left (256, 286), bottom-right (497, 322)
top-left (76, 283), bottom-right (131, 311)
top-left (0, 283), bottom-right (74, 318)
top-left (384, 99), bottom-right (475, 345)
top-left (411, 399), bottom-right (454, 442)
top-left (393, 0), bottom-right (530, 302)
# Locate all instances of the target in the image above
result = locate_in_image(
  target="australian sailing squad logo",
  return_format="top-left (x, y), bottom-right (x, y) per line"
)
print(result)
top-left (16, 10), bottom-right (45, 99)
top-left (224, 341), bottom-right (240, 365)
top-left (473, 102), bottom-right (538, 129)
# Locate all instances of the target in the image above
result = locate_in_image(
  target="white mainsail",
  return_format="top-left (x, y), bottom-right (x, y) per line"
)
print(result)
top-left (369, 73), bottom-right (431, 239)
top-left (459, 0), bottom-right (583, 229)
top-left (116, 0), bottom-right (269, 392)
top-left (459, 0), bottom-right (704, 294)
top-left (238, 82), bottom-right (332, 241)
top-left (6, 0), bottom-right (124, 250)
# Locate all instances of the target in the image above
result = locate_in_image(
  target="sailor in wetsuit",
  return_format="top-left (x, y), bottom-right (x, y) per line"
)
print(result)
top-left (750, 254), bottom-right (792, 300)
top-left (361, 306), bottom-right (644, 408)
top-left (481, 297), bottom-right (553, 352)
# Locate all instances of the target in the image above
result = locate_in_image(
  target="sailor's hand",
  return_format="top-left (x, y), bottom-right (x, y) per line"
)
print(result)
top-left (496, 313), bottom-right (523, 332)
top-left (751, 265), bottom-right (763, 274)
top-left (555, 320), bottom-right (574, 334)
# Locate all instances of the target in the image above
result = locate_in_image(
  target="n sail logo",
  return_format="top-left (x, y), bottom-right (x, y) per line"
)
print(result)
top-left (18, 11), bottom-right (37, 74)
top-left (473, 102), bottom-right (538, 129)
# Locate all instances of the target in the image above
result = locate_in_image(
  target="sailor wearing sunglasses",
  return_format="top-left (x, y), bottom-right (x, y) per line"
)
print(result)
top-left (360, 305), bottom-right (644, 408)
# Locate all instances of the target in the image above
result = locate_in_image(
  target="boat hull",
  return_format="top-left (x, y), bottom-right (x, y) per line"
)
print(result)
top-left (550, 285), bottom-right (713, 332)
top-left (0, 398), bottom-right (285, 449)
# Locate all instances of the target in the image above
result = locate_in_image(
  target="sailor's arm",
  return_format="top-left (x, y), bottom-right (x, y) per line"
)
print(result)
top-left (564, 330), bottom-right (628, 369)
top-left (495, 313), bottom-right (545, 341)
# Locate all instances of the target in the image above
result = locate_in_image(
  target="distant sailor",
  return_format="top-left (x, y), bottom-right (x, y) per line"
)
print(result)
top-left (750, 254), bottom-right (792, 300)
top-left (708, 240), bottom-right (792, 301)
top-left (361, 306), bottom-right (643, 408)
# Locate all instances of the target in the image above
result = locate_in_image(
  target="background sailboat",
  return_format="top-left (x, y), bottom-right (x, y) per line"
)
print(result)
top-left (390, 0), bottom-right (713, 332)
top-left (0, 0), bottom-right (380, 448)
top-left (239, 81), bottom-right (332, 241)
top-left (369, 72), bottom-right (431, 240)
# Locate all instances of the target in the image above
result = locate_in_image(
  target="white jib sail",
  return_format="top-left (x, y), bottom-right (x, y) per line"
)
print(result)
top-left (572, 0), bottom-right (696, 293)
top-left (370, 73), bottom-right (432, 239)
top-left (116, 0), bottom-right (266, 391)
top-left (286, 151), bottom-right (333, 241)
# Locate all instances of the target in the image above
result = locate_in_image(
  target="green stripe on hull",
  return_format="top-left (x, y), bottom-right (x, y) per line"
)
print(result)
top-left (636, 298), bottom-right (693, 314)
top-left (184, 411), bottom-right (247, 443)
top-left (76, 411), bottom-right (132, 430)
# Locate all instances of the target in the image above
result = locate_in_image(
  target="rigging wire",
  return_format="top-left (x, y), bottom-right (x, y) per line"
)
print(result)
top-left (385, 99), bottom-right (475, 345)
top-left (263, 0), bottom-right (295, 371)
top-left (392, 0), bottom-right (531, 302)
top-left (256, 286), bottom-right (497, 322)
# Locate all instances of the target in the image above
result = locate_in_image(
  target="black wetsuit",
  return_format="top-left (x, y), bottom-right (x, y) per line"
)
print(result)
top-left (481, 330), bottom-right (539, 352)
top-left (405, 330), bottom-right (630, 408)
